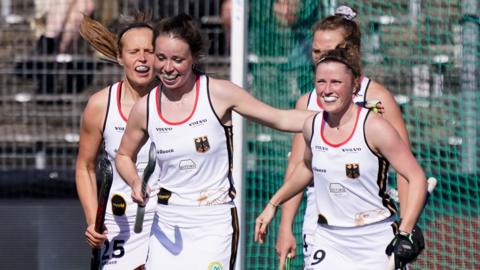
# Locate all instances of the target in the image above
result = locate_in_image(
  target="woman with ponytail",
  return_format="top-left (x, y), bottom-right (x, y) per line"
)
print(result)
top-left (75, 13), bottom-right (158, 270)
top-left (115, 13), bottom-right (315, 269)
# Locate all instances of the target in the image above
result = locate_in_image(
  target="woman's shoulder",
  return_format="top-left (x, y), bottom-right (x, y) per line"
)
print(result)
top-left (87, 86), bottom-right (111, 109)
top-left (366, 80), bottom-right (394, 100)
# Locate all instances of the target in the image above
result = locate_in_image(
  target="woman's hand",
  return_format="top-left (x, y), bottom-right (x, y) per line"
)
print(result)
top-left (365, 99), bottom-right (384, 114)
top-left (254, 202), bottom-right (278, 244)
top-left (85, 224), bottom-right (108, 248)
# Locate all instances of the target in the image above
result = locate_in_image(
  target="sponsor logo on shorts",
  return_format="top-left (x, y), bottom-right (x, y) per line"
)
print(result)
top-left (208, 262), bottom-right (223, 270)
top-left (345, 163), bottom-right (360, 178)
top-left (111, 194), bottom-right (126, 216)
top-left (194, 136), bottom-right (210, 153)
top-left (189, 118), bottom-right (208, 127)
top-left (179, 159), bottom-right (196, 170)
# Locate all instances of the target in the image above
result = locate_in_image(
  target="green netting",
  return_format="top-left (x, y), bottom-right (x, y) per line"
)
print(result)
top-left (245, 1), bottom-right (479, 269)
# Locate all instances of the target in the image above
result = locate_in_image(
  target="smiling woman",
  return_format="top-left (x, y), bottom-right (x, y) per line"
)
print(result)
top-left (75, 13), bottom-right (159, 270)
top-left (255, 45), bottom-right (428, 269)
top-left (114, 13), bottom-right (315, 270)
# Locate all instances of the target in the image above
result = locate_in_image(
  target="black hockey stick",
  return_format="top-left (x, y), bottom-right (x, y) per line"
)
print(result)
top-left (133, 142), bottom-right (156, 233)
top-left (91, 158), bottom-right (114, 270)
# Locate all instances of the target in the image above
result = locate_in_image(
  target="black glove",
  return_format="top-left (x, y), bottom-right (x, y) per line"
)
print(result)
top-left (386, 227), bottom-right (424, 269)
top-left (411, 225), bottom-right (425, 254)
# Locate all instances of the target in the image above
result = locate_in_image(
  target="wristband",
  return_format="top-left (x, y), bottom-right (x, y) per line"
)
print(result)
top-left (268, 201), bottom-right (280, 208)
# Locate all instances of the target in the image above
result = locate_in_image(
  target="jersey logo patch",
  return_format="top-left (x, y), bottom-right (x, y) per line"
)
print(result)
top-left (111, 194), bottom-right (126, 216)
top-left (179, 159), bottom-right (196, 170)
top-left (208, 262), bottom-right (223, 270)
top-left (194, 136), bottom-right (210, 153)
top-left (345, 163), bottom-right (360, 178)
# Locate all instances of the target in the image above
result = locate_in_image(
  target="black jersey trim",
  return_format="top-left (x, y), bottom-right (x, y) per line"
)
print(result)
top-left (363, 109), bottom-right (385, 160)
top-left (377, 157), bottom-right (397, 215)
top-left (224, 126), bottom-right (236, 200)
top-left (146, 91), bottom-right (151, 132)
top-left (101, 83), bottom-right (114, 135)
top-left (361, 77), bottom-right (371, 104)
top-left (309, 112), bottom-right (320, 149)
top-left (206, 75), bottom-right (231, 128)
top-left (363, 110), bottom-right (397, 215)
top-left (229, 207), bottom-right (239, 270)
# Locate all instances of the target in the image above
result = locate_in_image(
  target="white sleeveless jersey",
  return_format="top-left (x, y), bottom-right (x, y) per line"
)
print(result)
top-left (103, 81), bottom-right (157, 218)
top-left (309, 107), bottom-right (397, 227)
top-left (301, 77), bottom-right (373, 262)
top-left (147, 75), bottom-right (235, 206)
top-left (100, 81), bottom-right (159, 269)
top-left (304, 76), bottom-right (372, 217)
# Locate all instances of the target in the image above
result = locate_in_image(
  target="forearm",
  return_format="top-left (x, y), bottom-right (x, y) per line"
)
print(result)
top-left (384, 101), bottom-right (410, 218)
top-left (115, 153), bottom-right (140, 188)
top-left (276, 109), bottom-right (313, 132)
top-left (396, 174), bottom-right (409, 218)
top-left (270, 165), bottom-right (311, 207)
top-left (279, 192), bottom-right (303, 228)
top-left (398, 173), bottom-right (427, 232)
top-left (75, 167), bottom-right (98, 225)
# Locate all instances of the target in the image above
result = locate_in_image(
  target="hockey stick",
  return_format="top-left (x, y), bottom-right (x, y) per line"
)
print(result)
top-left (386, 177), bottom-right (438, 270)
top-left (133, 142), bottom-right (156, 233)
top-left (284, 254), bottom-right (292, 270)
top-left (91, 158), bottom-right (114, 270)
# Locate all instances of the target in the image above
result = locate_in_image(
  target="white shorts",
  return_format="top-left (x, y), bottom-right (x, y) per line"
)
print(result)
top-left (305, 217), bottom-right (396, 270)
top-left (302, 186), bottom-right (317, 266)
top-left (146, 202), bottom-right (239, 270)
top-left (100, 191), bottom-right (157, 269)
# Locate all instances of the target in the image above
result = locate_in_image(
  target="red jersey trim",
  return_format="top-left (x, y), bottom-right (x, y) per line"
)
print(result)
top-left (156, 75), bottom-right (200, 125)
top-left (116, 81), bottom-right (128, 122)
top-left (320, 106), bottom-right (361, 147)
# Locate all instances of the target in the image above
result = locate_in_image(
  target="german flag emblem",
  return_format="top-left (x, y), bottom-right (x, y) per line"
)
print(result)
top-left (194, 136), bottom-right (210, 153)
top-left (345, 163), bottom-right (360, 178)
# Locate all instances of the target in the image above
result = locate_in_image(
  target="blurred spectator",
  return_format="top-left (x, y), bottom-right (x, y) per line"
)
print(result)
top-left (14, 0), bottom-right (97, 94)
top-left (273, 0), bottom-right (300, 27)
top-left (220, 0), bottom-right (231, 50)
top-left (34, 0), bottom-right (95, 54)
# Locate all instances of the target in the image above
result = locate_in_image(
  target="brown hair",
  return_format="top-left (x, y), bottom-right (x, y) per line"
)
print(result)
top-left (79, 12), bottom-right (153, 63)
top-left (311, 9), bottom-right (361, 49)
top-left (314, 43), bottom-right (362, 79)
top-left (153, 14), bottom-right (208, 61)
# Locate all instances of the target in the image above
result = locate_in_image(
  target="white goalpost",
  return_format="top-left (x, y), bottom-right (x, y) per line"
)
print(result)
top-left (230, 1), bottom-right (247, 270)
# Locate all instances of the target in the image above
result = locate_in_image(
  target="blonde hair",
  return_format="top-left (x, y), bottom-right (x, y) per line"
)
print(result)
top-left (311, 6), bottom-right (361, 49)
top-left (79, 12), bottom-right (153, 63)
